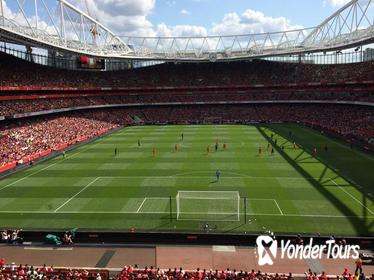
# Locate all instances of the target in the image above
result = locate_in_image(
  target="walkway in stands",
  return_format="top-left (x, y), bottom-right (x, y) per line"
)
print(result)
top-left (0, 244), bottom-right (373, 275)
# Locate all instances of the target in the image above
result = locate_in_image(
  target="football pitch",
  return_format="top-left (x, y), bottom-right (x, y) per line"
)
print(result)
top-left (0, 124), bottom-right (373, 236)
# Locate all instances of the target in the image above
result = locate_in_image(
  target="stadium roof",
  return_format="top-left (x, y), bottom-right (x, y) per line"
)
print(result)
top-left (0, 0), bottom-right (373, 61)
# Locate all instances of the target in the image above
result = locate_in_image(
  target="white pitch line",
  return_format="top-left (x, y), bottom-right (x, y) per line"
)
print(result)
top-left (0, 162), bottom-right (60, 191)
top-left (136, 198), bottom-right (147, 213)
top-left (0, 210), bottom-right (168, 214)
top-left (273, 199), bottom-right (284, 215)
top-left (24, 247), bottom-right (73, 251)
top-left (331, 179), bottom-right (374, 215)
top-left (98, 175), bottom-right (319, 180)
top-left (0, 210), bottom-right (372, 219)
top-left (246, 213), bottom-right (374, 218)
top-left (54, 177), bottom-right (101, 213)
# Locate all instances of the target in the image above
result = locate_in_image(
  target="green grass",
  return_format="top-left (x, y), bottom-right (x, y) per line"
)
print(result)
top-left (0, 124), bottom-right (373, 236)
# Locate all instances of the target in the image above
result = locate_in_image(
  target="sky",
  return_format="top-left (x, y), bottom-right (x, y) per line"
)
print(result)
top-left (2, 0), bottom-right (355, 38)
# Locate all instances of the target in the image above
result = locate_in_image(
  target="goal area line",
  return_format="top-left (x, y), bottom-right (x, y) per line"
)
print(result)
top-left (0, 195), bottom-right (372, 220)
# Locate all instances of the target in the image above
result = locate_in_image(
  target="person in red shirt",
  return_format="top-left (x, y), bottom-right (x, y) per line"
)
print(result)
top-left (127, 266), bottom-right (134, 274)
top-left (18, 268), bottom-right (25, 277)
top-left (38, 264), bottom-right (48, 274)
top-left (343, 269), bottom-right (350, 280)
top-left (0, 258), bottom-right (5, 268)
top-left (196, 268), bottom-right (202, 280)
top-left (47, 266), bottom-right (54, 273)
top-left (320, 272), bottom-right (328, 280)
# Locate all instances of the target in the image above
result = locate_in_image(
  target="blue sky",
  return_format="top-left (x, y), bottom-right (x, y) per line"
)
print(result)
top-left (149, 0), bottom-right (339, 29)
top-left (3, 0), bottom-right (352, 37)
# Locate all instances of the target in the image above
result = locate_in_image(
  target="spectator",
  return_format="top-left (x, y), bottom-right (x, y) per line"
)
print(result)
top-left (355, 254), bottom-right (363, 275)
top-left (1, 231), bottom-right (10, 243)
top-left (62, 231), bottom-right (73, 245)
top-left (10, 230), bottom-right (23, 244)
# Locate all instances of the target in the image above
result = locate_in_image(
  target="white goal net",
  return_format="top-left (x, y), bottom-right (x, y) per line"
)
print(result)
top-left (176, 191), bottom-right (240, 221)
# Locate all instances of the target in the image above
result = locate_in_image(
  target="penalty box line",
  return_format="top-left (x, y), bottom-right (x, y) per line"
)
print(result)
top-left (246, 198), bottom-right (284, 216)
top-left (54, 177), bottom-right (101, 212)
top-left (52, 177), bottom-right (170, 213)
top-left (136, 197), bottom-right (170, 213)
top-left (331, 179), bottom-right (374, 215)
top-left (54, 177), bottom-right (170, 214)
top-left (136, 198), bottom-right (147, 213)
top-left (273, 199), bottom-right (284, 215)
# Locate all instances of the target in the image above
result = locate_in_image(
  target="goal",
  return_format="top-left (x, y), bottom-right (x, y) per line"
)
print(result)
top-left (176, 191), bottom-right (240, 221)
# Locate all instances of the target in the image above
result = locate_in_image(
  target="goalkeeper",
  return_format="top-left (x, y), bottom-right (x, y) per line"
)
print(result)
top-left (215, 169), bottom-right (221, 181)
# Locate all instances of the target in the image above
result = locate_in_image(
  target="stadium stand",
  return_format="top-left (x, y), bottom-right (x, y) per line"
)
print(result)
top-left (0, 261), bottom-right (108, 280)
top-left (0, 112), bottom-right (127, 167)
top-left (0, 91), bottom-right (373, 117)
top-left (1, 261), bottom-right (373, 280)
top-left (0, 52), bottom-right (374, 88)
top-left (115, 266), bottom-right (295, 280)
top-left (0, 52), bottom-right (373, 170)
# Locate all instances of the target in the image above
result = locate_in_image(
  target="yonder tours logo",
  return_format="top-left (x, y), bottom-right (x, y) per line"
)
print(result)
top-left (256, 235), bottom-right (278, 266)
top-left (256, 235), bottom-right (360, 266)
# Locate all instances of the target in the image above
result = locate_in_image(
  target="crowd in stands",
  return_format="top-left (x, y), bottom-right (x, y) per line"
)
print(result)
top-left (1, 260), bottom-right (373, 280)
top-left (137, 104), bottom-right (373, 144)
top-left (116, 265), bottom-right (297, 280)
top-left (0, 52), bottom-right (373, 88)
top-left (115, 266), bottom-right (374, 280)
top-left (0, 112), bottom-right (132, 166)
top-left (0, 104), bottom-right (373, 167)
top-left (0, 91), bottom-right (373, 117)
top-left (0, 230), bottom-right (23, 244)
top-left (0, 261), bottom-right (105, 280)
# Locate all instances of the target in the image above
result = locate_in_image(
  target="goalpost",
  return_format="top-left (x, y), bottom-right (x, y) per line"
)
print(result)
top-left (176, 191), bottom-right (240, 221)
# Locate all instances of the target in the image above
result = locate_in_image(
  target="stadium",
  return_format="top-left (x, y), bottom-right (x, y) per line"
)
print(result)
top-left (0, 0), bottom-right (373, 278)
